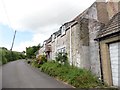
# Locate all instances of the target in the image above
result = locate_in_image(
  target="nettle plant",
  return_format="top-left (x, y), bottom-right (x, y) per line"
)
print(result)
top-left (55, 52), bottom-right (68, 65)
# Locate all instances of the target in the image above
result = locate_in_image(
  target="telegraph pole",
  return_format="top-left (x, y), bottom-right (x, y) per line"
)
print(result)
top-left (10, 30), bottom-right (17, 61)
top-left (10, 30), bottom-right (17, 51)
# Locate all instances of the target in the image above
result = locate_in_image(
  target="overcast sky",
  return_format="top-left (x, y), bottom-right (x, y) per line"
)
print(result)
top-left (0, 0), bottom-right (98, 52)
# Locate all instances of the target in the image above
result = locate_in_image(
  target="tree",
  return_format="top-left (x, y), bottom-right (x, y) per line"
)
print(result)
top-left (26, 44), bottom-right (41, 59)
top-left (0, 47), bottom-right (26, 65)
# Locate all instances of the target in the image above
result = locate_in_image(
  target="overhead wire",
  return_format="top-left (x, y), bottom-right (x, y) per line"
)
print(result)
top-left (1, 0), bottom-right (14, 31)
top-left (1, 0), bottom-right (17, 51)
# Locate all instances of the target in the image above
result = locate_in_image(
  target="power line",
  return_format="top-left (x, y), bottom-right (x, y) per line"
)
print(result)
top-left (1, 0), bottom-right (17, 51)
top-left (1, 0), bottom-right (14, 31)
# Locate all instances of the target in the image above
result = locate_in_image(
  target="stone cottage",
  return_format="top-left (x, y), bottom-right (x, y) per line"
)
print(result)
top-left (37, 0), bottom-right (120, 87)
top-left (39, 1), bottom-right (108, 78)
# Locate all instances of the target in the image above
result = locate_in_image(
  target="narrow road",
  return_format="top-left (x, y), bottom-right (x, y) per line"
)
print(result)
top-left (2, 60), bottom-right (72, 88)
top-left (0, 66), bottom-right (2, 90)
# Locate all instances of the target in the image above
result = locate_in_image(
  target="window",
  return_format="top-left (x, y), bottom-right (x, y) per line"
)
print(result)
top-left (52, 34), bottom-right (55, 42)
top-left (57, 49), bottom-right (62, 53)
top-left (62, 47), bottom-right (66, 53)
top-left (57, 47), bottom-right (66, 53)
top-left (61, 25), bottom-right (66, 35)
top-left (63, 47), bottom-right (66, 53)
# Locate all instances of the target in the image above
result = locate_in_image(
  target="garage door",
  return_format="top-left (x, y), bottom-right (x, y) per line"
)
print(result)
top-left (109, 42), bottom-right (120, 86)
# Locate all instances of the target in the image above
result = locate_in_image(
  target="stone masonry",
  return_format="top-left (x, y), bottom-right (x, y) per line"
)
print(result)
top-left (37, 1), bottom-right (120, 79)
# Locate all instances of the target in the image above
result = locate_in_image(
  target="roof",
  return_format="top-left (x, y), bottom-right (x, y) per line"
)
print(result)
top-left (52, 20), bottom-right (75, 38)
top-left (45, 36), bottom-right (52, 44)
top-left (96, 12), bottom-right (120, 39)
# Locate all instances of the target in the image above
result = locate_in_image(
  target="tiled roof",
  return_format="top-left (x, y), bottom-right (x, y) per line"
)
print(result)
top-left (97, 12), bottom-right (120, 39)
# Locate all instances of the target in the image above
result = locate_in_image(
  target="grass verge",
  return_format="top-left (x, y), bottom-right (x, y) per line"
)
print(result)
top-left (40, 61), bottom-right (104, 88)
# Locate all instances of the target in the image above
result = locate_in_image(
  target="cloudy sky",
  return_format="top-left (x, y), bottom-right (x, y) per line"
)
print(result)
top-left (0, 0), bottom-right (97, 52)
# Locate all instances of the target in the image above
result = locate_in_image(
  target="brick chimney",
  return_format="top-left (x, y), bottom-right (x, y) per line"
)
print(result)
top-left (96, 0), bottom-right (109, 24)
top-left (106, 0), bottom-right (120, 19)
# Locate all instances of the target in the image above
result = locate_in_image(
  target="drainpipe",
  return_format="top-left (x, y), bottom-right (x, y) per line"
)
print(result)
top-left (55, 36), bottom-right (57, 58)
top-left (70, 26), bottom-right (73, 66)
top-left (98, 40), bottom-right (104, 84)
top-left (55, 37), bottom-right (56, 53)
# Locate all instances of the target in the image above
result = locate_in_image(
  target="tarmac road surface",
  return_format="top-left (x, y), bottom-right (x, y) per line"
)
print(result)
top-left (2, 60), bottom-right (72, 88)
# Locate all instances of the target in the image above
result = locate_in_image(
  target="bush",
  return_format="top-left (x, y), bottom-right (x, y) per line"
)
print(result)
top-left (55, 52), bottom-right (68, 66)
top-left (37, 64), bottom-right (41, 68)
top-left (31, 60), bottom-right (38, 67)
top-left (0, 47), bottom-right (26, 65)
top-left (40, 61), bottom-right (104, 88)
top-left (36, 55), bottom-right (47, 64)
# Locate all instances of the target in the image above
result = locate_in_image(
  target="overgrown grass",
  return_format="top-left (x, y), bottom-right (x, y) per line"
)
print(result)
top-left (28, 52), bottom-right (117, 89)
top-left (27, 59), bottom-right (42, 68)
top-left (40, 61), bottom-right (104, 88)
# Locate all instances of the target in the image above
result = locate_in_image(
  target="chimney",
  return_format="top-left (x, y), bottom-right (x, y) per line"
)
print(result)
top-left (96, 0), bottom-right (109, 24)
top-left (106, 0), bottom-right (120, 19)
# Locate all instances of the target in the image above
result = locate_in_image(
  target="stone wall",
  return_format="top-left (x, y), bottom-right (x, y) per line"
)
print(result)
top-left (75, 2), bottom-right (109, 24)
top-left (71, 23), bottom-right (81, 67)
top-left (65, 29), bottom-right (70, 64)
top-left (96, 2), bottom-right (109, 24)
top-left (51, 39), bottom-right (55, 60)
top-left (107, 0), bottom-right (120, 19)
top-left (88, 19), bottom-right (103, 77)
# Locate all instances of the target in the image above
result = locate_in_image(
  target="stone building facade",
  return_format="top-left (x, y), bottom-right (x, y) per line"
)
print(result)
top-left (37, 0), bottom-right (120, 86)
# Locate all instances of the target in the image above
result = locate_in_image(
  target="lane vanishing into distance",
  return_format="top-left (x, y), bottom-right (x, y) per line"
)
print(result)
top-left (2, 60), bottom-right (72, 88)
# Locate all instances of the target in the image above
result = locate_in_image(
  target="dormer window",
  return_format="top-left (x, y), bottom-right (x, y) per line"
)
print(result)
top-left (61, 25), bottom-right (66, 35)
top-left (52, 34), bottom-right (55, 42)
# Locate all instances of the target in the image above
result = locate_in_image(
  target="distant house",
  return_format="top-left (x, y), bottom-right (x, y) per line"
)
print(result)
top-left (44, 36), bottom-right (52, 60)
top-left (36, 41), bottom-right (46, 58)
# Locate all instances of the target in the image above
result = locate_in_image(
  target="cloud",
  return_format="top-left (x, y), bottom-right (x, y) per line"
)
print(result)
top-left (0, 0), bottom-right (96, 31)
top-left (0, 0), bottom-right (96, 51)
top-left (13, 33), bottom-right (48, 52)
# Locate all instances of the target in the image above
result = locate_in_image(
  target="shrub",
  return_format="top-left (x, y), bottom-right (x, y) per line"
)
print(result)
top-left (31, 60), bottom-right (38, 67)
top-left (37, 64), bottom-right (41, 68)
top-left (36, 55), bottom-right (47, 64)
top-left (55, 52), bottom-right (68, 65)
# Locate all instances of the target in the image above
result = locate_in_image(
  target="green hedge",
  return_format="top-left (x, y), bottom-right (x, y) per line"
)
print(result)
top-left (40, 61), bottom-right (104, 88)
top-left (0, 47), bottom-right (26, 65)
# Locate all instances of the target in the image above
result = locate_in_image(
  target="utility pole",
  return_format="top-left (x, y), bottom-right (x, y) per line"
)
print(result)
top-left (10, 30), bottom-right (16, 61)
top-left (10, 30), bottom-right (17, 51)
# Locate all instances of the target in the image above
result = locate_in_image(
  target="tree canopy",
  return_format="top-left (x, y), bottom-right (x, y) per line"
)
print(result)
top-left (26, 44), bottom-right (41, 59)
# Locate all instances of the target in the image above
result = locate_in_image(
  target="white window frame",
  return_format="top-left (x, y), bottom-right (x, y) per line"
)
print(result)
top-left (52, 34), bottom-right (55, 42)
top-left (61, 25), bottom-right (66, 35)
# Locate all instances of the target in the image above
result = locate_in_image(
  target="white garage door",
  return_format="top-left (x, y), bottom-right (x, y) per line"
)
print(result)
top-left (109, 42), bottom-right (120, 86)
